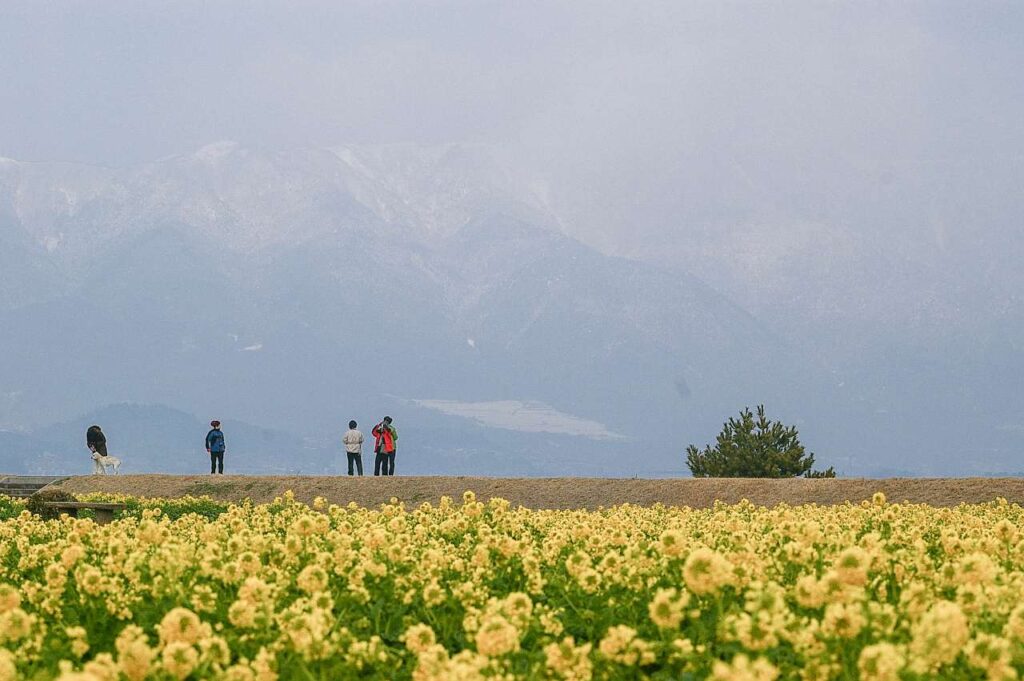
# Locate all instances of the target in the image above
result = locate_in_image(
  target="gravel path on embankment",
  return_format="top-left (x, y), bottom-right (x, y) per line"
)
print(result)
top-left (51, 475), bottom-right (1024, 509)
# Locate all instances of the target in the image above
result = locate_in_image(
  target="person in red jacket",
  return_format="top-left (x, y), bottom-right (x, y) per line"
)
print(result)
top-left (372, 416), bottom-right (398, 476)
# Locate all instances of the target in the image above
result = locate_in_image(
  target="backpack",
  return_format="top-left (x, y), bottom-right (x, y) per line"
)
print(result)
top-left (207, 429), bottom-right (225, 452)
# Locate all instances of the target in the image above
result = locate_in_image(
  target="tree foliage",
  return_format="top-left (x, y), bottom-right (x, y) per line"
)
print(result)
top-left (686, 405), bottom-right (835, 478)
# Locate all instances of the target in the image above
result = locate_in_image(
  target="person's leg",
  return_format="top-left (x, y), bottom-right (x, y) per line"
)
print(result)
top-left (347, 452), bottom-right (355, 476)
top-left (387, 452), bottom-right (395, 476)
top-left (356, 454), bottom-right (363, 476)
top-left (217, 451), bottom-right (224, 474)
top-left (374, 452), bottom-right (383, 476)
top-left (210, 452), bottom-right (216, 474)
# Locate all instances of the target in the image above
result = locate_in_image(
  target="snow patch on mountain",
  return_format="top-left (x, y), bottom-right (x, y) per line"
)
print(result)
top-left (194, 140), bottom-right (240, 163)
top-left (328, 143), bottom-right (558, 237)
top-left (413, 399), bottom-right (626, 440)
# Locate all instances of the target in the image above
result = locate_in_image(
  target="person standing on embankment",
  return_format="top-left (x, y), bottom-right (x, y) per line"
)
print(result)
top-left (343, 420), bottom-right (364, 476)
top-left (206, 420), bottom-right (226, 474)
top-left (372, 416), bottom-right (397, 476)
top-left (86, 425), bottom-right (107, 458)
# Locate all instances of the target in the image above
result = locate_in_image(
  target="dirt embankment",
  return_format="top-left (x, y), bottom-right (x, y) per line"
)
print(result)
top-left (50, 475), bottom-right (1024, 510)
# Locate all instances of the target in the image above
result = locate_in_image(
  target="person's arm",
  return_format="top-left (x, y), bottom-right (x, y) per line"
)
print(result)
top-left (205, 430), bottom-right (212, 452)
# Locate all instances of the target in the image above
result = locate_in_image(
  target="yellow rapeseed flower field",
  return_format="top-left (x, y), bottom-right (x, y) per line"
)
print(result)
top-left (2, 489), bottom-right (1024, 679)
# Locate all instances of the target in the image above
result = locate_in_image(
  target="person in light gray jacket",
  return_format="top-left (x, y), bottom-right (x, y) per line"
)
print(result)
top-left (343, 420), bottom-right (364, 476)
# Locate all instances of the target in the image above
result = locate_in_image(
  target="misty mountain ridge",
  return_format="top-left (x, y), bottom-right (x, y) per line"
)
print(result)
top-left (0, 141), bottom-right (554, 261)
top-left (0, 142), bottom-right (1019, 477)
top-left (1, 403), bottom-right (317, 476)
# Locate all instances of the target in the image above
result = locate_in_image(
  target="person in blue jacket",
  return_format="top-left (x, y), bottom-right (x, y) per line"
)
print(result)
top-left (206, 420), bottom-right (226, 474)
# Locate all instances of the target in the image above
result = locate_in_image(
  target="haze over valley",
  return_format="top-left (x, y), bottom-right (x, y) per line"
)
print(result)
top-left (0, 2), bottom-right (1021, 476)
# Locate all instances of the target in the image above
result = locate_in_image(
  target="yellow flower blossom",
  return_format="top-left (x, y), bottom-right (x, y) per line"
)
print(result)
top-left (598, 625), bottom-right (655, 666)
top-left (403, 623), bottom-right (437, 655)
top-left (858, 643), bottom-right (904, 681)
top-left (648, 588), bottom-right (687, 629)
top-left (161, 640), bottom-right (199, 680)
top-left (908, 600), bottom-right (970, 673)
top-left (683, 547), bottom-right (732, 596)
top-left (158, 607), bottom-right (206, 646)
top-left (710, 654), bottom-right (778, 681)
top-left (474, 615), bottom-right (519, 656)
top-left (0, 650), bottom-right (16, 681)
top-left (544, 636), bottom-right (593, 680)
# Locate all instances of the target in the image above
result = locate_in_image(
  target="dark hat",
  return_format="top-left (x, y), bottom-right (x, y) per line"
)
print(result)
top-left (211, 420), bottom-right (221, 427)
top-left (383, 416), bottom-right (392, 424)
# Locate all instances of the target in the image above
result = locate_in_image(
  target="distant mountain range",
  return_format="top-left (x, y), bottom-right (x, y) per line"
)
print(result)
top-left (1, 404), bottom-right (313, 476)
top-left (0, 143), bottom-right (1019, 477)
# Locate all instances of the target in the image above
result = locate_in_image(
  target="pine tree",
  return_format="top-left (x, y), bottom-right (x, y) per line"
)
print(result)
top-left (685, 405), bottom-right (835, 478)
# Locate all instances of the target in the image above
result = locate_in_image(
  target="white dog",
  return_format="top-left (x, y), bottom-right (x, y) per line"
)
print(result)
top-left (91, 451), bottom-right (121, 475)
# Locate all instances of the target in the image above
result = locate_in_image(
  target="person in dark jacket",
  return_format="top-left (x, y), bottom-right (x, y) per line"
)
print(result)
top-left (205, 421), bottom-right (226, 474)
top-left (86, 425), bottom-right (108, 458)
top-left (372, 416), bottom-right (397, 476)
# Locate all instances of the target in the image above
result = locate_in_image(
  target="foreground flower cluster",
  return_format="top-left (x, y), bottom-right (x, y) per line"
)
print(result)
top-left (2, 490), bottom-right (1024, 680)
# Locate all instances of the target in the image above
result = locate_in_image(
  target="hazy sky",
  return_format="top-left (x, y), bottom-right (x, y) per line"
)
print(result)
top-left (3, 2), bottom-right (1021, 161)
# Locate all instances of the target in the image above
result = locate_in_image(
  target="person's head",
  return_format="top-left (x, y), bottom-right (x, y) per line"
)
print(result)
top-left (349, 420), bottom-right (357, 429)
top-left (211, 420), bottom-right (221, 428)
top-left (383, 416), bottom-right (393, 425)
